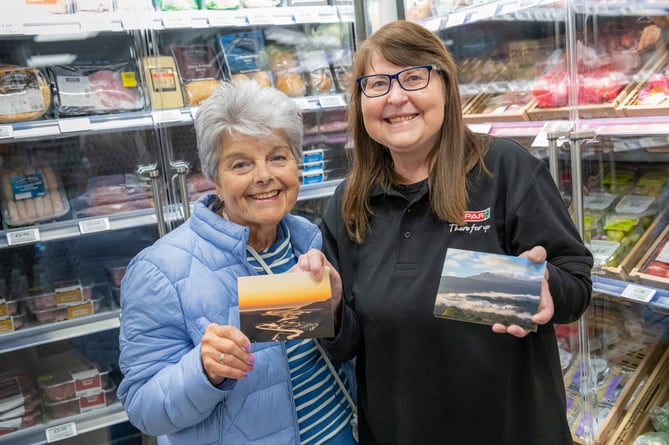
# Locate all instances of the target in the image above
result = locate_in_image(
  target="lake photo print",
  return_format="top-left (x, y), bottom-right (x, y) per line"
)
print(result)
top-left (433, 248), bottom-right (546, 331)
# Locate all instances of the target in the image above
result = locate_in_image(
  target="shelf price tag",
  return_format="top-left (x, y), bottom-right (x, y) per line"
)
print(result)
top-left (318, 95), bottom-right (346, 108)
top-left (79, 217), bottom-right (111, 234)
top-left (46, 422), bottom-right (78, 443)
top-left (470, 1), bottom-right (498, 21)
top-left (621, 284), bottom-right (656, 303)
top-left (246, 12), bottom-right (275, 25)
top-left (7, 228), bottom-right (40, 246)
top-left (59, 117), bottom-right (91, 133)
top-left (0, 125), bottom-right (13, 139)
top-left (208, 12), bottom-right (237, 27)
top-left (294, 10), bottom-right (320, 23)
top-left (152, 109), bottom-right (184, 124)
top-left (162, 14), bottom-right (194, 28)
top-left (446, 10), bottom-right (467, 27)
top-left (0, 21), bottom-right (23, 35)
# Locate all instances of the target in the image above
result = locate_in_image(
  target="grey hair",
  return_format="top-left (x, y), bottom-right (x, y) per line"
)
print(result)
top-left (194, 79), bottom-right (304, 183)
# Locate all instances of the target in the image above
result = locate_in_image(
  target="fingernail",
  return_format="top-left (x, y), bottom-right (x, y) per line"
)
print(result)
top-left (245, 344), bottom-right (251, 352)
top-left (243, 372), bottom-right (248, 378)
top-left (249, 355), bottom-right (255, 364)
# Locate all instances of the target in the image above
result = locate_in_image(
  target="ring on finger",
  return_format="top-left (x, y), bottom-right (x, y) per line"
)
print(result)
top-left (219, 352), bottom-right (225, 363)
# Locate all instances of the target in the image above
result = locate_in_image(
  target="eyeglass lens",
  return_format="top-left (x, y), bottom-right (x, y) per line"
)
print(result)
top-left (360, 66), bottom-right (431, 97)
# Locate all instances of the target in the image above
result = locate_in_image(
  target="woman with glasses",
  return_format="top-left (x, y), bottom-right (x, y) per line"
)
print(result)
top-left (319, 20), bottom-right (593, 444)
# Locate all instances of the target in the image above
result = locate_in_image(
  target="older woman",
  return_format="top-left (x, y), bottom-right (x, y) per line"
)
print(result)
top-left (118, 80), bottom-right (356, 445)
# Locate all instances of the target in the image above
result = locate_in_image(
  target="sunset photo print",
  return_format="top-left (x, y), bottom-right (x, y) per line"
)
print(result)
top-left (238, 271), bottom-right (334, 342)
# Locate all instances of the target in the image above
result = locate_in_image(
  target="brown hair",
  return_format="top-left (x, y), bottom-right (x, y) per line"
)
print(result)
top-left (343, 20), bottom-right (492, 243)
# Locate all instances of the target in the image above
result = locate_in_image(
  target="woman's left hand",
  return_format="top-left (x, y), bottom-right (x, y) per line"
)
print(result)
top-left (294, 249), bottom-right (343, 310)
top-left (492, 246), bottom-right (554, 338)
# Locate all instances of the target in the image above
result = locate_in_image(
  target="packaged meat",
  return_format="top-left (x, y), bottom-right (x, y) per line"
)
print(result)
top-left (103, 259), bottom-right (131, 287)
top-left (23, 278), bottom-right (94, 311)
top-left (44, 382), bottom-right (116, 419)
top-left (0, 299), bottom-right (19, 317)
top-left (72, 173), bottom-right (154, 217)
top-left (38, 363), bottom-right (110, 402)
top-left (0, 313), bottom-right (26, 334)
top-left (0, 66), bottom-right (52, 123)
top-left (48, 62), bottom-right (145, 116)
top-left (0, 408), bottom-right (41, 435)
top-left (0, 166), bottom-right (70, 227)
top-left (32, 295), bottom-right (103, 324)
top-left (0, 374), bottom-right (36, 413)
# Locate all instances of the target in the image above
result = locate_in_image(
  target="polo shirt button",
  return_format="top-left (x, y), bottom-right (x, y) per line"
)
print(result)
top-left (403, 231), bottom-right (411, 239)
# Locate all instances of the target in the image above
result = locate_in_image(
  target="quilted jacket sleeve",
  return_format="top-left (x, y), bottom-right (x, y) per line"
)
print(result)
top-left (117, 255), bottom-right (233, 435)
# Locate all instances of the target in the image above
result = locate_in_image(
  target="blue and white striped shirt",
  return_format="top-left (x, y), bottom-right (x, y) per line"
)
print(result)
top-left (247, 222), bottom-right (354, 445)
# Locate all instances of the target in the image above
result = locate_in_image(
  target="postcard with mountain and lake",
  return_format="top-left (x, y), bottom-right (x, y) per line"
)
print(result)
top-left (238, 271), bottom-right (334, 342)
top-left (433, 248), bottom-right (546, 331)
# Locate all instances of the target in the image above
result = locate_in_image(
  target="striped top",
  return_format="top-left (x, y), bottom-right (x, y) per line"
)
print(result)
top-left (247, 221), bottom-right (354, 444)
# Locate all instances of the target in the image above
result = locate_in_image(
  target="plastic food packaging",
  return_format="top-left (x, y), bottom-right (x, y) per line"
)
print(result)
top-left (219, 31), bottom-right (274, 89)
top-left (71, 173), bottom-right (154, 217)
top-left (0, 313), bottom-right (26, 334)
top-left (0, 66), bottom-right (52, 123)
top-left (23, 278), bottom-right (94, 311)
top-left (32, 295), bottom-right (103, 324)
top-left (48, 62), bottom-right (145, 116)
top-left (171, 45), bottom-right (225, 105)
top-left (37, 359), bottom-right (110, 403)
top-left (0, 166), bottom-right (70, 227)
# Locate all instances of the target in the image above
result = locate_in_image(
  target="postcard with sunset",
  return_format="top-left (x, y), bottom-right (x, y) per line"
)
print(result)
top-left (433, 248), bottom-right (546, 331)
top-left (237, 271), bottom-right (334, 342)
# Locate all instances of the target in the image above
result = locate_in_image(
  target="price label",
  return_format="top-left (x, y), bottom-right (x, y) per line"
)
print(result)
top-left (208, 12), bottom-right (237, 27)
top-left (466, 123), bottom-right (492, 134)
top-left (0, 21), bottom-right (23, 35)
top-left (80, 17), bottom-right (116, 32)
top-left (423, 17), bottom-right (442, 32)
top-left (79, 218), bottom-right (111, 234)
top-left (294, 98), bottom-right (312, 110)
top-left (59, 117), bottom-right (91, 133)
top-left (294, 10), bottom-right (320, 23)
top-left (621, 284), bottom-right (655, 303)
top-left (153, 109), bottom-right (183, 124)
top-left (318, 95), bottom-right (346, 108)
top-left (446, 10), bottom-right (467, 27)
top-left (470, 2), bottom-right (498, 21)
top-left (246, 13), bottom-right (274, 25)
top-left (7, 228), bottom-right (40, 246)
top-left (162, 15), bottom-right (192, 28)
top-left (0, 125), bottom-right (13, 139)
top-left (46, 422), bottom-right (77, 442)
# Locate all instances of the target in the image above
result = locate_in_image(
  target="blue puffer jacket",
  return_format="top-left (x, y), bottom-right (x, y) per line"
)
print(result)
top-left (118, 194), bottom-right (322, 445)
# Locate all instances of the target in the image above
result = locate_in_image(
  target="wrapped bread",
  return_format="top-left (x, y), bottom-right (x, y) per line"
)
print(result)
top-left (0, 66), bottom-right (51, 123)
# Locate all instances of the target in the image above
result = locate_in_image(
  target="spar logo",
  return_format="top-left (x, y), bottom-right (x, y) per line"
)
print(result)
top-left (464, 208), bottom-right (490, 222)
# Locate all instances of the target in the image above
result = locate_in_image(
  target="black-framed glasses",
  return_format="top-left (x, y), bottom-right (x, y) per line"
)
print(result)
top-left (356, 65), bottom-right (438, 98)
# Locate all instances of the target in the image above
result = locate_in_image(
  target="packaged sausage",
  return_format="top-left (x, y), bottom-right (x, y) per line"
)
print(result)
top-left (0, 66), bottom-right (52, 123)
top-left (48, 62), bottom-right (145, 116)
top-left (0, 166), bottom-right (70, 227)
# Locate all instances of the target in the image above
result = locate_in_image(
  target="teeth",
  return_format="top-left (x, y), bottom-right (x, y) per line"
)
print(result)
top-left (388, 115), bottom-right (416, 124)
top-left (253, 191), bottom-right (279, 199)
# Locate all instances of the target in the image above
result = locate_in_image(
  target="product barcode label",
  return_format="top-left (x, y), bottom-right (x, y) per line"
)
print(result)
top-left (46, 422), bottom-right (77, 442)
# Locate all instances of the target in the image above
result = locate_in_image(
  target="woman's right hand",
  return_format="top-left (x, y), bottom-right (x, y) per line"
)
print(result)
top-left (200, 323), bottom-right (255, 386)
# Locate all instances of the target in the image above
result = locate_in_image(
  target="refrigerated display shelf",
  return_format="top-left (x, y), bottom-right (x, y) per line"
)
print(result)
top-left (0, 96), bottom-right (347, 142)
top-left (0, 401), bottom-right (128, 445)
top-left (0, 5), bottom-right (353, 36)
top-left (0, 309), bottom-right (121, 354)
